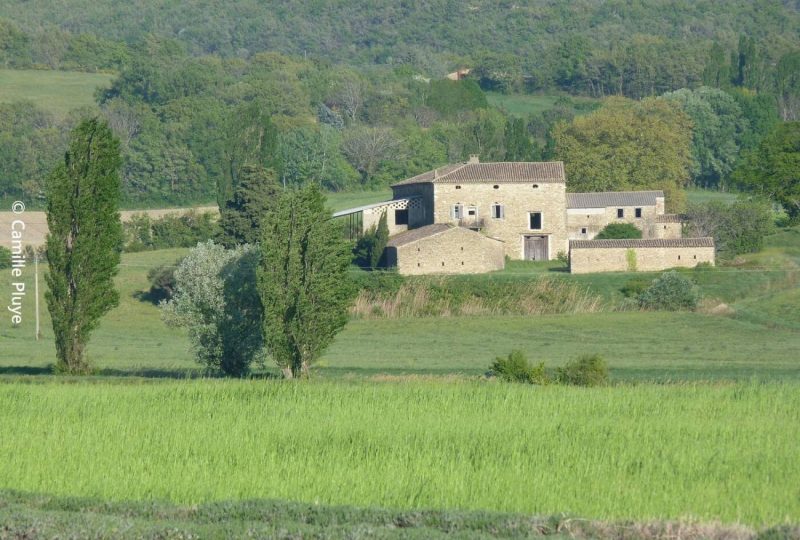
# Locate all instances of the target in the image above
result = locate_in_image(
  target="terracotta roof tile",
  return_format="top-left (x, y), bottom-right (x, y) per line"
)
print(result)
top-left (567, 191), bottom-right (664, 208)
top-left (570, 238), bottom-right (714, 249)
top-left (392, 161), bottom-right (565, 186)
top-left (386, 224), bottom-right (454, 247)
top-left (655, 214), bottom-right (685, 223)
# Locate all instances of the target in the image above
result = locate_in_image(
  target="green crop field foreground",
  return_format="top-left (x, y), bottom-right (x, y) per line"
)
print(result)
top-left (1, 219), bottom-right (799, 534)
top-left (0, 380), bottom-right (798, 527)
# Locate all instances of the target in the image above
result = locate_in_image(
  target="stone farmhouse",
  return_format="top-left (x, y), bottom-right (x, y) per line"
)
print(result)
top-left (334, 157), bottom-right (714, 275)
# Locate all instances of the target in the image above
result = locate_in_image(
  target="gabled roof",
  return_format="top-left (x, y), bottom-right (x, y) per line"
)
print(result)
top-left (391, 161), bottom-right (566, 186)
top-left (567, 191), bottom-right (664, 209)
top-left (655, 214), bottom-right (685, 223)
top-left (386, 224), bottom-right (454, 247)
top-left (570, 238), bottom-right (714, 249)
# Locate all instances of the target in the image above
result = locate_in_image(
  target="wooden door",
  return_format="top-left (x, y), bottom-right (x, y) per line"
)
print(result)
top-left (524, 236), bottom-right (548, 261)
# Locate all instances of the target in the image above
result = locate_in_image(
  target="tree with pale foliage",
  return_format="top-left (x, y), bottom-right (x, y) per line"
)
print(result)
top-left (161, 241), bottom-right (263, 377)
top-left (45, 118), bottom-right (123, 374)
top-left (554, 97), bottom-right (693, 212)
top-left (341, 126), bottom-right (400, 186)
top-left (258, 184), bottom-right (355, 378)
top-left (660, 87), bottom-right (746, 190)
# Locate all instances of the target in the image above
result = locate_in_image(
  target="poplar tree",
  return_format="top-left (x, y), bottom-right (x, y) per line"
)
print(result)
top-left (45, 118), bottom-right (122, 374)
top-left (258, 184), bottom-right (355, 378)
top-left (217, 164), bottom-right (279, 247)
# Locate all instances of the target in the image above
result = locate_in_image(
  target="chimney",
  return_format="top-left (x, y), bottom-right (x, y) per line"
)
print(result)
top-left (468, 154), bottom-right (480, 164)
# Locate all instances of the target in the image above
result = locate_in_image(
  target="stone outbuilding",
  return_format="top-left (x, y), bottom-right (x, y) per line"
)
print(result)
top-left (569, 238), bottom-right (715, 274)
top-left (384, 223), bottom-right (505, 275)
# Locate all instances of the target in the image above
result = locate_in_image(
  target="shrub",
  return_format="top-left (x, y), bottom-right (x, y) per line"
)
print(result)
top-left (161, 242), bottom-right (263, 377)
top-left (123, 211), bottom-right (219, 252)
top-left (353, 211), bottom-right (389, 269)
top-left (620, 277), bottom-right (651, 298)
top-left (555, 354), bottom-right (609, 386)
top-left (595, 223), bottom-right (642, 240)
top-left (0, 246), bottom-right (11, 269)
top-left (556, 250), bottom-right (569, 267)
top-left (351, 268), bottom-right (404, 295)
top-left (145, 262), bottom-right (181, 303)
top-left (638, 270), bottom-right (699, 311)
top-left (489, 350), bottom-right (548, 384)
top-left (685, 198), bottom-right (774, 259)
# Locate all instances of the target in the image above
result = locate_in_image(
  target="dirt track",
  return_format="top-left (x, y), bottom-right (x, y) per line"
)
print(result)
top-left (0, 205), bottom-right (218, 248)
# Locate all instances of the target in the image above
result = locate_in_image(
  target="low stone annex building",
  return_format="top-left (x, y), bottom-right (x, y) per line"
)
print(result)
top-left (334, 156), bottom-right (714, 275)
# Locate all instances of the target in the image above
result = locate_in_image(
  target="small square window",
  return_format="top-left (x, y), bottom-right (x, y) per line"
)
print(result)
top-left (529, 212), bottom-right (542, 230)
top-left (581, 227), bottom-right (587, 234)
top-left (617, 208), bottom-right (624, 218)
top-left (394, 209), bottom-right (409, 225)
top-left (635, 208), bottom-right (642, 218)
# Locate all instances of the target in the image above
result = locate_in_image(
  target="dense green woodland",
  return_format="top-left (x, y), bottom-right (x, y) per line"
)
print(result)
top-left (1, 1), bottom-right (799, 84)
top-left (0, 1), bottom-right (798, 210)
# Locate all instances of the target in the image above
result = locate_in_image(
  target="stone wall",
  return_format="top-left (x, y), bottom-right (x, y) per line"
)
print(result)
top-left (569, 238), bottom-right (715, 274)
top-left (386, 226), bottom-right (505, 275)
top-left (432, 182), bottom-right (568, 260)
top-left (567, 203), bottom-right (663, 240)
top-left (654, 215), bottom-right (684, 239)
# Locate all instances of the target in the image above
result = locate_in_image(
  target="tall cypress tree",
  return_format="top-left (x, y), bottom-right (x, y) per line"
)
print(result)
top-left (45, 118), bottom-right (123, 374)
top-left (258, 184), bottom-right (355, 378)
top-left (217, 164), bottom-right (280, 248)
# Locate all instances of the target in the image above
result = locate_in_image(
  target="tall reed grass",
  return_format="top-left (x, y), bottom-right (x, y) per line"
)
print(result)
top-left (0, 380), bottom-right (797, 526)
top-left (351, 277), bottom-right (605, 318)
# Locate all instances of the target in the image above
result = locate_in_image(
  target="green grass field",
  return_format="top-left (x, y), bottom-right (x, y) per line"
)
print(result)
top-left (1, 226), bottom-right (797, 532)
top-left (326, 189), bottom-right (393, 212)
top-left (0, 68), bottom-right (113, 116)
top-left (0, 380), bottom-right (797, 526)
top-left (486, 92), bottom-right (600, 117)
top-left (2, 227), bottom-right (798, 380)
top-left (685, 188), bottom-right (739, 205)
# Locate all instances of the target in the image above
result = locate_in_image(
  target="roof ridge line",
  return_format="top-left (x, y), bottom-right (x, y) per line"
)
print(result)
top-left (435, 162), bottom-right (468, 182)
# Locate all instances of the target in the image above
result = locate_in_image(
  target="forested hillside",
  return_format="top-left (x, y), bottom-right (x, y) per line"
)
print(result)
top-left (2, 1), bottom-right (799, 94)
top-left (0, 1), bottom-right (798, 210)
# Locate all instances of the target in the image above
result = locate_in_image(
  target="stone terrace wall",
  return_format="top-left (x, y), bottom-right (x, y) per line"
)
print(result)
top-left (569, 238), bottom-right (714, 274)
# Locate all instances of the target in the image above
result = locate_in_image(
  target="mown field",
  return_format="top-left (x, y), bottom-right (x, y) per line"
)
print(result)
top-left (2, 227), bottom-right (799, 380)
top-left (0, 380), bottom-right (798, 527)
top-left (0, 68), bottom-right (113, 116)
